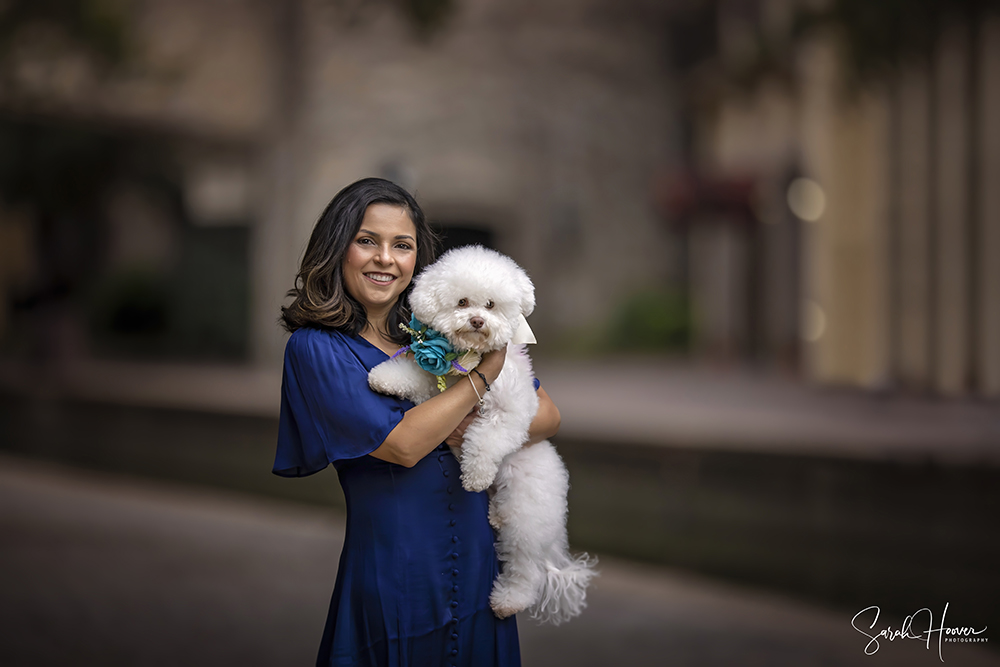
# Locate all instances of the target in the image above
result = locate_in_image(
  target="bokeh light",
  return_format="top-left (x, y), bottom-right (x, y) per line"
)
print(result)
top-left (787, 177), bottom-right (826, 222)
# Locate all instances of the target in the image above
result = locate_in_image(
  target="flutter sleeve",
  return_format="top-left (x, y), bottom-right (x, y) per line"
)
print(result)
top-left (273, 328), bottom-right (407, 477)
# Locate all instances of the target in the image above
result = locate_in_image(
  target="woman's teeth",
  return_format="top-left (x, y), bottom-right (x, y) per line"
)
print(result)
top-left (365, 273), bottom-right (395, 283)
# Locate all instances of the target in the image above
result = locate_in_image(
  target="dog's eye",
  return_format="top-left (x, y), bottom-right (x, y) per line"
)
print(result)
top-left (458, 298), bottom-right (468, 307)
top-left (485, 300), bottom-right (494, 309)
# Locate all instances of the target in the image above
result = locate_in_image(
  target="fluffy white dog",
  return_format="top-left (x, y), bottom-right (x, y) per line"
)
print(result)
top-left (368, 245), bottom-right (596, 623)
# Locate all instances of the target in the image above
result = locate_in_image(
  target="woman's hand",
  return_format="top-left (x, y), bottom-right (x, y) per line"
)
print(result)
top-left (444, 408), bottom-right (478, 449)
top-left (477, 344), bottom-right (508, 384)
top-left (443, 345), bottom-right (507, 451)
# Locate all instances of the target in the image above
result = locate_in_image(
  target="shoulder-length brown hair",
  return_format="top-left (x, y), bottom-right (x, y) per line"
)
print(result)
top-left (280, 178), bottom-right (438, 344)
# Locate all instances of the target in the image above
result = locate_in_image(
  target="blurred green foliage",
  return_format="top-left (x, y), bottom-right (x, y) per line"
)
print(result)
top-left (606, 288), bottom-right (693, 353)
top-left (556, 289), bottom-right (693, 357)
top-left (674, 0), bottom-right (1000, 92)
top-left (796, 0), bottom-right (1000, 79)
top-left (0, 0), bottom-right (130, 79)
top-left (400, 0), bottom-right (455, 35)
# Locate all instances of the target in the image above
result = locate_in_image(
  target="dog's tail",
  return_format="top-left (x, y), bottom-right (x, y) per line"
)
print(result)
top-left (530, 552), bottom-right (598, 625)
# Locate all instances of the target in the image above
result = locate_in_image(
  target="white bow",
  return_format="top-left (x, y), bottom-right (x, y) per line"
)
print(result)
top-left (511, 314), bottom-right (537, 345)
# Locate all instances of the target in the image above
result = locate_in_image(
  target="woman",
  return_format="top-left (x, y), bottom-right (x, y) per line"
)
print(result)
top-left (273, 178), bottom-right (561, 667)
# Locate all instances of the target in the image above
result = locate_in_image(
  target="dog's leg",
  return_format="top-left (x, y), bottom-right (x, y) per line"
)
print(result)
top-left (489, 441), bottom-right (597, 623)
top-left (458, 350), bottom-right (538, 492)
top-left (489, 464), bottom-right (539, 618)
top-left (488, 445), bottom-right (557, 618)
top-left (368, 356), bottom-right (438, 404)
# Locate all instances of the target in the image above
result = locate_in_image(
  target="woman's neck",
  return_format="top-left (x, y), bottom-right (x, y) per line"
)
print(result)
top-left (361, 314), bottom-right (400, 356)
top-left (363, 302), bottom-right (391, 335)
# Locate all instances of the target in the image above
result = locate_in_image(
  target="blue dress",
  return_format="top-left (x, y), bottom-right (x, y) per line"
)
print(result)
top-left (273, 327), bottom-right (521, 667)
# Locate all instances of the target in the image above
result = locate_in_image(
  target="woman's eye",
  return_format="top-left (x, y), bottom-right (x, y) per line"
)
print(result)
top-left (458, 298), bottom-right (468, 307)
top-left (358, 237), bottom-right (375, 245)
top-left (395, 243), bottom-right (412, 250)
top-left (485, 300), bottom-right (494, 309)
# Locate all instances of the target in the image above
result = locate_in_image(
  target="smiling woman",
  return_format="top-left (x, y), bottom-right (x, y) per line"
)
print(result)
top-left (273, 177), bottom-right (553, 667)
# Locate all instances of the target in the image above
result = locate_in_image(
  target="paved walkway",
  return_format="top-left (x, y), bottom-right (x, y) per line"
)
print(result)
top-left (1, 454), bottom-right (996, 667)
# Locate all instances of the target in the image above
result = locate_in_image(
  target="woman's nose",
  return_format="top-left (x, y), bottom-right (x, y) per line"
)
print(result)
top-left (470, 317), bottom-right (485, 330)
top-left (375, 245), bottom-right (393, 264)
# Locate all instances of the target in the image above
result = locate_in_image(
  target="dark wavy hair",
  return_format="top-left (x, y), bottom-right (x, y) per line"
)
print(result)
top-left (280, 178), bottom-right (438, 344)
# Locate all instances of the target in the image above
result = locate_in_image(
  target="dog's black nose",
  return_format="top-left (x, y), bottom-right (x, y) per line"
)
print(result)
top-left (470, 317), bottom-right (485, 330)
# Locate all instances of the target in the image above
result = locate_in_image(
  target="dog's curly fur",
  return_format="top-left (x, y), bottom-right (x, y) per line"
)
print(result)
top-left (368, 245), bottom-right (596, 624)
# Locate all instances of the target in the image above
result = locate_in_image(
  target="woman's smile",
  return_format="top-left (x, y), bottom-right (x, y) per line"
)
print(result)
top-left (363, 271), bottom-right (398, 284)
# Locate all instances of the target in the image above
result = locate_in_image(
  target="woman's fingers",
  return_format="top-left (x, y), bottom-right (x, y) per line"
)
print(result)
top-left (444, 408), bottom-right (478, 447)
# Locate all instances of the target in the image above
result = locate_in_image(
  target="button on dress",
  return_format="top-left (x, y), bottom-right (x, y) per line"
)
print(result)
top-left (273, 327), bottom-right (520, 667)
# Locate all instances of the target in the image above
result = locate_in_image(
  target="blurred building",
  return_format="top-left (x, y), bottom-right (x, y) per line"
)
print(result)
top-left (1, 0), bottom-right (998, 401)
top-left (660, 0), bottom-right (1000, 397)
top-left (0, 0), bottom-right (679, 372)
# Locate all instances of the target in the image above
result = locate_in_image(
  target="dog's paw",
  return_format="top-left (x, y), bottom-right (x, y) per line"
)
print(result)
top-left (367, 367), bottom-right (390, 393)
top-left (490, 582), bottom-right (536, 619)
top-left (488, 500), bottom-right (503, 530)
top-left (461, 460), bottom-right (499, 492)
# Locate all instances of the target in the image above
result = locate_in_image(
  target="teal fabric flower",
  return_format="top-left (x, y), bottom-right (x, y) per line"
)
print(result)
top-left (408, 315), bottom-right (455, 376)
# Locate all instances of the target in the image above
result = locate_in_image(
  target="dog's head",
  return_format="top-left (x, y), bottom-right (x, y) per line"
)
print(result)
top-left (409, 245), bottom-right (535, 353)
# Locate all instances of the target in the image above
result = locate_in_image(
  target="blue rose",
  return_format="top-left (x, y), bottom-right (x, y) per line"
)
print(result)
top-left (412, 335), bottom-right (452, 375)
top-left (407, 315), bottom-right (455, 376)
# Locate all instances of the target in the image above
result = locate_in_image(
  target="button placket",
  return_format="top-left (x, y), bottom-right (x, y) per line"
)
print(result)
top-left (443, 460), bottom-right (460, 652)
top-left (445, 457), bottom-right (460, 648)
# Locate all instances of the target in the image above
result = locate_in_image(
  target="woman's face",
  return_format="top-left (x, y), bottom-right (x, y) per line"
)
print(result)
top-left (343, 203), bottom-right (418, 317)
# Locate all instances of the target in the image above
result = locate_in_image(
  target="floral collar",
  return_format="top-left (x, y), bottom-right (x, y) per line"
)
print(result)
top-left (394, 315), bottom-right (480, 391)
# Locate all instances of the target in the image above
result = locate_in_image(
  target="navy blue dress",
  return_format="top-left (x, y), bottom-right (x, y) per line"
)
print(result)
top-left (273, 327), bottom-right (521, 667)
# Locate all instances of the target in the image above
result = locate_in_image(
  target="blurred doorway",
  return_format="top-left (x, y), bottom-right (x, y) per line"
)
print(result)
top-left (434, 224), bottom-right (495, 255)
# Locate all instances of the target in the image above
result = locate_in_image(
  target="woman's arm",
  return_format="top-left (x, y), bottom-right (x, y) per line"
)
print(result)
top-left (369, 345), bottom-right (506, 467)
top-left (525, 386), bottom-right (560, 445)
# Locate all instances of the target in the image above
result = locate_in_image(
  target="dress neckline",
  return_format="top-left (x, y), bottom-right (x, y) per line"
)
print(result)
top-left (350, 332), bottom-right (401, 359)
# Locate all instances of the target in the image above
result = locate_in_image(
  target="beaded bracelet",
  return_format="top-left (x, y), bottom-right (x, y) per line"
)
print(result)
top-left (472, 369), bottom-right (491, 392)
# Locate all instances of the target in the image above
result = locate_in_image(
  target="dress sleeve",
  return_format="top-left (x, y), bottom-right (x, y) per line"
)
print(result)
top-left (273, 329), bottom-right (407, 477)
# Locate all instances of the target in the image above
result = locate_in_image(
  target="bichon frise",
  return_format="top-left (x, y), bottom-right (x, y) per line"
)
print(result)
top-left (368, 245), bottom-right (596, 624)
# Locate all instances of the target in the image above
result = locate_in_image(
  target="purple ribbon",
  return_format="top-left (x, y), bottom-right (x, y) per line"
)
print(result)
top-left (392, 347), bottom-right (469, 374)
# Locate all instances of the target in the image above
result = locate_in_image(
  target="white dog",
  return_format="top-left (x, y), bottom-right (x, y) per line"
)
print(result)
top-left (368, 245), bottom-right (596, 623)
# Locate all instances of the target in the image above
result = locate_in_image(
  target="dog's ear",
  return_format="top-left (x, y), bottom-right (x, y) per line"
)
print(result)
top-left (514, 267), bottom-right (535, 317)
top-left (408, 271), bottom-right (437, 323)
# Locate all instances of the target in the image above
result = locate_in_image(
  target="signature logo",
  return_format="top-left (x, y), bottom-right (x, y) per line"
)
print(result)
top-left (852, 603), bottom-right (988, 662)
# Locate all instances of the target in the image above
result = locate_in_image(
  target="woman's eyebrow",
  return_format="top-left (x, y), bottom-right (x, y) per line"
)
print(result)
top-left (357, 229), bottom-right (414, 241)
